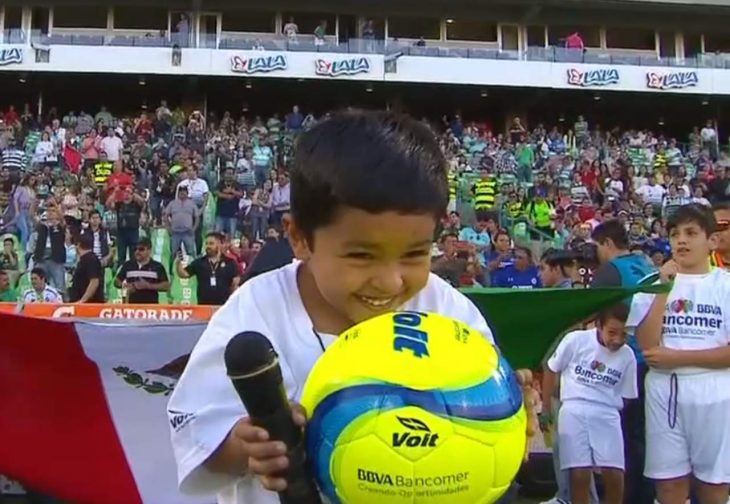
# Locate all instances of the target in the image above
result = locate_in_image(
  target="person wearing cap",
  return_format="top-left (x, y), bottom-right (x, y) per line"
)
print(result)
top-left (114, 237), bottom-right (169, 305)
top-left (711, 202), bottom-right (730, 271)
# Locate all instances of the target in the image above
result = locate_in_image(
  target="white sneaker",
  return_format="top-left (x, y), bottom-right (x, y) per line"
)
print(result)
top-left (539, 498), bottom-right (570, 504)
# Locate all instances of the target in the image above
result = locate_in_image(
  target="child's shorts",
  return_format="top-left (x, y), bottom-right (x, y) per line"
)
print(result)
top-left (645, 369), bottom-right (730, 484)
top-left (558, 399), bottom-right (624, 471)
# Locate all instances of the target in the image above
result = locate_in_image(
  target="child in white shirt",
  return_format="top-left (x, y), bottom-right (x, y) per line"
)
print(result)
top-left (167, 111), bottom-right (537, 504)
top-left (542, 303), bottom-right (638, 504)
top-left (629, 203), bottom-right (730, 504)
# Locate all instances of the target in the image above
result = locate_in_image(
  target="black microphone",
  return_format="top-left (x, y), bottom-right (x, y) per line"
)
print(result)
top-left (224, 331), bottom-right (322, 504)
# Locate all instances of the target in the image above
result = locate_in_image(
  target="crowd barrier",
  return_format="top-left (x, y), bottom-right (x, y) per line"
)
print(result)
top-left (0, 302), bottom-right (217, 320)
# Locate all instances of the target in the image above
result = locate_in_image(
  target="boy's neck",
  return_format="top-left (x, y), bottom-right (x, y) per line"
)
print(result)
top-left (297, 264), bottom-right (353, 336)
top-left (678, 262), bottom-right (711, 275)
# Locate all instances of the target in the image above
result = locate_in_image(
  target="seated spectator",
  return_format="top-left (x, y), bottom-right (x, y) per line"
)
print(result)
top-left (20, 267), bottom-right (62, 304)
top-left (491, 245), bottom-right (541, 288)
top-left (0, 269), bottom-right (17, 302)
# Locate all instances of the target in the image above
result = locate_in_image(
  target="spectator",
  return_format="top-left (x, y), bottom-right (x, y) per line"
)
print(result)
top-left (249, 180), bottom-right (272, 241)
top-left (176, 165), bottom-right (209, 251)
top-left (32, 205), bottom-right (67, 294)
top-left (215, 167), bottom-right (242, 238)
top-left (68, 232), bottom-right (104, 303)
top-left (491, 245), bottom-right (541, 288)
top-left (100, 127), bottom-right (123, 162)
top-left (107, 185), bottom-right (145, 266)
top-left (20, 267), bottom-right (62, 304)
top-left (565, 31), bottom-right (584, 50)
top-left (150, 160), bottom-right (175, 227)
top-left (283, 16), bottom-right (299, 42)
top-left (164, 185), bottom-right (198, 261)
top-left (80, 210), bottom-right (114, 269)
top-left (270, 170), bottom-right (291, 229)
top-left (313, 19), bottom-right (327, 46)
top-left (430, 232), bottom-right (468, 287)
top-left (0, 269), bottom-right (17, 302)
top-left (175, 231), bottom-right (240, 305)
top-left (539, 248), bottom-right (578, 288)
top-left (114, 237), bottom-right (169, 304)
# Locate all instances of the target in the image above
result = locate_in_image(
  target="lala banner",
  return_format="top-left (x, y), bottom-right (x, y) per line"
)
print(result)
top-left (0, 284), bottom-right (667, 504)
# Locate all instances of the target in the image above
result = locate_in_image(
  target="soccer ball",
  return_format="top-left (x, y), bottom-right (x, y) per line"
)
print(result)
top-left (301, 311), bottom-right (527, 504)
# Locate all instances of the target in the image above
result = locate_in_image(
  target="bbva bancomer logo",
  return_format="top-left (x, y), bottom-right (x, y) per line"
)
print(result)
top-left (315, 57), bottom-right (371, 77)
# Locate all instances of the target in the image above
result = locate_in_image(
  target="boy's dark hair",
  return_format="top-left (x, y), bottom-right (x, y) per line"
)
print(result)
top-left (206, 231), bottom-right (225, 241)
top-left (514, 245), bottom-right (532, 261)
top-left (493, 229), bottom-right (510, 242)
top-left (89, 210), bottom-right (101, 218)
top-left (597, 302), bottom-right (630, 325)
top-left (711, 201), bottom-right (730, 212)
top-left (3, 237), bottom-right (13, 246)
top-left (476, 211), bottom-right (497, 223)
top-left (440, 231), bottom-right (458, 243)
top-left (591, 219), bottom-right (629, 250)
top-left (290, 111), bottom-right (448, 243)
top-left (30, 267), bottom-right (46, 280)
top-left (76, 233), bottom-right (94, 251)
top-left (666, 203), bottom-right (716, 235)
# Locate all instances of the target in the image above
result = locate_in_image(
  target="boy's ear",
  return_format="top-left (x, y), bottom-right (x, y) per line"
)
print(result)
top-left (285, 215), bottom-right (312, 260)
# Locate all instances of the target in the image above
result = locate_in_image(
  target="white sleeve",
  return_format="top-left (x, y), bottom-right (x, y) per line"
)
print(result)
top-left (546, 331), bottom-right (576, 373)
top-left (626, 292), bottom-right (655, 329)
top-left (620, 352), bottom-right (639, 400)
top-left (167, 287), bottom-right (269, 496)
top-left (437, 279), bottom-right (496, 345)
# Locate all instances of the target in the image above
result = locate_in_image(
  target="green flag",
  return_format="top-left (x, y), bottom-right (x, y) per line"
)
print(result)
top-left (463, 284), bottom-right (669, 369)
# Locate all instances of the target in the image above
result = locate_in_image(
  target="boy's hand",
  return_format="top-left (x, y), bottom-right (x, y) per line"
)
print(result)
top-left (515, 369), bottom-right (539, 461)
top-left (659, 260), bottom-right (679, 284)
top-left (233, 403), bottom-right (307, 492)
top-left (643, 347), bottom-right (681, 369)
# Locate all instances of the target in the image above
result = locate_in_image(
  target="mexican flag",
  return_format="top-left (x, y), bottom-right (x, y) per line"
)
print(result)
top-left (0, 284), bottom-right (666, 503)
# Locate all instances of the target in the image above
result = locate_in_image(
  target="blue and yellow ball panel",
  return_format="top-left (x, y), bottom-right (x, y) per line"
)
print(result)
top-left (301, 311), bottom-right (527, 504)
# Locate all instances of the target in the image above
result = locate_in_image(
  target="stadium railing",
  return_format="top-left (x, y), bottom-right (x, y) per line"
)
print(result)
top-left (5, 29), bottom-right (730, 69)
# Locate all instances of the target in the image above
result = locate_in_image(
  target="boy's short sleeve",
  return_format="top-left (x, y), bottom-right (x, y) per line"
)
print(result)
top-left (626, 292), bottom-right (655, 329)
top-left (546, 330), bottom-right (577, 373)
top-left (437, 279), bottom-right (496, 345)
top-left (620, 352), bottom-right (639, 400)
top-left (167, 287), bottom-right (268, 496)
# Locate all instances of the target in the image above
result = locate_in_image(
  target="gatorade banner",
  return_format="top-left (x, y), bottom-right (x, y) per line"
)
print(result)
top-left (20, 303), bottom-right (215, 320)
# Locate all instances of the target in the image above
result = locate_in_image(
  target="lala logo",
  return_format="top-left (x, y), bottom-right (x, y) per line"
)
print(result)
top-left (315, 57), bottom-right (370, 77)
top-left (567, 68), bottom-right (620, 87)
top-left (670, 298), bottom-right (694, 314)
top-left (231, 54), bottom-right (287, 74)
top-left (0, 48), bottom-right (22, 66)
top-left (646, 71), bottom-right (699, 90)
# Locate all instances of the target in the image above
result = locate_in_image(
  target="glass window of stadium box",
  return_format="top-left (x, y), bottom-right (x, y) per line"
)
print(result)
top-left (704, 31), bottom-right (730, 54)
top-left (197, 13), bottom-right (220, 49)
top-left (280, 12), bottom-right (337, 38)
top-left (547, 25), bottom-right (600, 48)
top-left (605, 27), bottom-right (656, 51)
top-left (527, 26), bottom-right (547, 47)
top-left (657, 31), bottom-right (677, 60)
top-left (113, 6), bottom-right (168, 31)
top-left (445, 19), bottom-right (498, 44)
top-left (683, 32), bottom-right (703, 59)
top-left (31, 7), bottom-right (50, 36)
top-left (220, 10), bottom-right (276, 34)
top-left (2, 6), bottom-right (23, 43)
top-left (387, 16), bottom-right (441, 41)
top-left (52, 5), bottom-right (108, 30)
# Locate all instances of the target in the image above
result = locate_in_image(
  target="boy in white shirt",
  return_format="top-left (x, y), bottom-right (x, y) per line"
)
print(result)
top-left (542, 304), bottom-right (638, 504)
top-left (629, 203), bottom-right (730, 504)
top-left (167, 111), bottom-right (537, 504)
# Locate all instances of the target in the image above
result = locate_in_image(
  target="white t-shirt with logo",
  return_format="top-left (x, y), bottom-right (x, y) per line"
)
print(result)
top-left (548, 328), bottom-right (637, 410)
top-left (627, 269), bottom-right (730, 374)
top-left (636, 184), bottom-right (666, 205)
top-left (168, 261), bottom-right (496, 504)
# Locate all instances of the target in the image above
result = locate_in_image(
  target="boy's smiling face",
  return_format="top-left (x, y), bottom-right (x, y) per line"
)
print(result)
top-left (290, 207), bottom-right (436, 333)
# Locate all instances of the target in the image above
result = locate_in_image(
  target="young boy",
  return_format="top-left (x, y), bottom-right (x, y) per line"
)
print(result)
top-left (628, 204), bottom-right (730, 504)
top-left (167, 111), bottom-right (535, 504)
top-left (542, 303), bottom-right (638, 504)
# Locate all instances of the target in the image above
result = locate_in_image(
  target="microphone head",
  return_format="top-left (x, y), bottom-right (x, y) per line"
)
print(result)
top-left (224, 331), bottom-right (278, 376)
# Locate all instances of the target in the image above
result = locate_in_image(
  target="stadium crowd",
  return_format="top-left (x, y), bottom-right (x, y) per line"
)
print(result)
top-left (0, 101), bottom-right (728, 504)
top-left (0, 102), bottom-right (727, 310)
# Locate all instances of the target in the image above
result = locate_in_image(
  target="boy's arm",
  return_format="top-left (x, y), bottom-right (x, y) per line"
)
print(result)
top-left (543, 333), bottom-right (574, 412)
top-left (636, 293), bottom-right (669, 351)
top-left (541, 368), bottom-right (558, 414)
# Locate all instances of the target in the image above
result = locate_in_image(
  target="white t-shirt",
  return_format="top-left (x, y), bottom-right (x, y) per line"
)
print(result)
top-left (627, 269), bottom-right (730, 374)
top-left (548, 328), bottom-right (637, 410)
top-left (21, 285), bottom-right (62, 304)
top-left (100, 135), bottom-right (123, 161)
top-left (168, 261), bottom-right (495, 504)
top-left (636, 184), bottom-right (666, 205)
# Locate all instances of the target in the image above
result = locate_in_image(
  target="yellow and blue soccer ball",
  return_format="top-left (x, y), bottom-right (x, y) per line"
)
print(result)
top-left (301, 311), bottom-right (527, 504)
